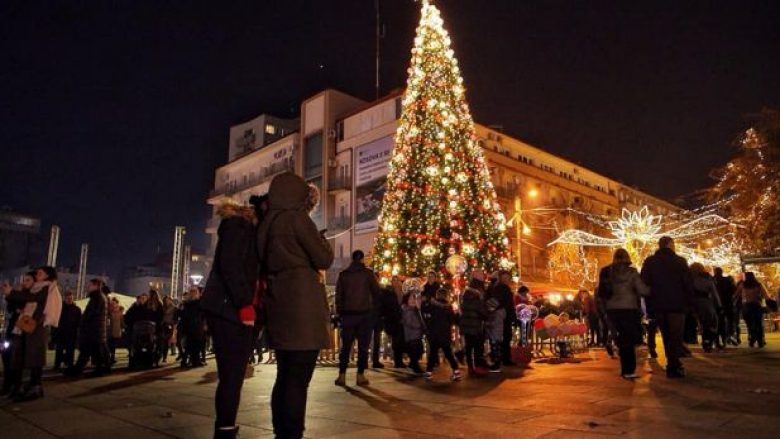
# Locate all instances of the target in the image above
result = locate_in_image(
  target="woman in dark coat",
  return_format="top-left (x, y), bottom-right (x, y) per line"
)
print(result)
top-left (2, 266), bottom-right (62, 402)
top-left (201, 200), bottom-right (260, 439)
top-left (1, 271), bottom-right (34, 398)
top-left (257, 173), bottom-right (334, 439)
top-left (67, 279), bottom-right (110, 376)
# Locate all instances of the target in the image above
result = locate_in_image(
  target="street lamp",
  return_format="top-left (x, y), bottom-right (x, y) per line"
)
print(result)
top-left (190, 274), bottom-right (204, 287)
top-left (507, 188), bottom-right (538, 280)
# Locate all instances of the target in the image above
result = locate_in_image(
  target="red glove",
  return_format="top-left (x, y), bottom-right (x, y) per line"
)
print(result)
top-left (239, 305), bottom-right (256, 326)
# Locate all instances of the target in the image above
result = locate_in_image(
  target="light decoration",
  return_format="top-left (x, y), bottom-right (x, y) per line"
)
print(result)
top-left (707, 119), bottom-right (780, 254)
top-left (372, 0), bottom-right (513, 284)
top-left (547, 242), bottom-right (598, 288)
top-left (549, 207), bottom-right (736, 268)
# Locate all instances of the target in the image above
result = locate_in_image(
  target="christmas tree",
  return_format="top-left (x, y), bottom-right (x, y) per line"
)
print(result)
top-left (707, 109), bottom-right (780, 254)
top-left (372, 0), bottom-right (513, 284)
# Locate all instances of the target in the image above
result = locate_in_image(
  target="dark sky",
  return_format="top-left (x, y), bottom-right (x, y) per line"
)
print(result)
top-left (1, 0), bottom-right (778, 279)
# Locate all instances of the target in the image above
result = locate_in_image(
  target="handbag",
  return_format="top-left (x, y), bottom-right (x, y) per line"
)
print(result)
top-left (15, 315), bottom-right (37, 334)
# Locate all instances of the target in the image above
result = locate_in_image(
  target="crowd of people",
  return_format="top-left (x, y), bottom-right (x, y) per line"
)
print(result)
top-left (1, 172), bottom-right (778, 439)
top-left (592, 236), bottom-right (776, 379)
top-left (0, 273), bottom-right (212, 402)
top-left (331, 236), bottom-right (778, 386)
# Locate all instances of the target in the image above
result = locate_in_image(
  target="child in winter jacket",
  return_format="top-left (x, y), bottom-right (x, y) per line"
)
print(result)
top-left (421, 288), bottom-right (461, 381)
top-left (401, 293), bottom-right (425, 374)
top-left (460, 279), bottom-right (488, 375)
top-left (484, 292), bottom-right (506, 372)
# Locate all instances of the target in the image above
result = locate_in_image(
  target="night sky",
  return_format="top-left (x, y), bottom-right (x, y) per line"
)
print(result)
top-left (1, 1), bottom-right (778, 279)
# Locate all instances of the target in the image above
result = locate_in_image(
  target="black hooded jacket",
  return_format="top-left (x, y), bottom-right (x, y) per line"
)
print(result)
top-left (201, 206), bottom-right (259, 325)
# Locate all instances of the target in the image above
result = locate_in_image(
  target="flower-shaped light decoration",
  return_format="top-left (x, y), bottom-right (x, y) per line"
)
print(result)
top-left (549, 207), bottom-right (734, 268)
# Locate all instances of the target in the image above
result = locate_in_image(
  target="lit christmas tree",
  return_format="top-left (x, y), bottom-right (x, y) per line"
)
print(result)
top-left (372, 0), bottom-right (513, 283)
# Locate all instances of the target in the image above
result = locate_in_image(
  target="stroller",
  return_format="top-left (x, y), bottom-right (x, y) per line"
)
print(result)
top-left (129, 321), bottom-right (160, 369)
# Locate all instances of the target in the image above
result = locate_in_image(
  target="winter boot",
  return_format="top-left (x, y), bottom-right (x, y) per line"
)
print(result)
top-left (356, 373), bottom-right (370, 386)
top-left (334, 373), bottom-right (346, 386)
top-left (14, 385), bottom-right (43, 402)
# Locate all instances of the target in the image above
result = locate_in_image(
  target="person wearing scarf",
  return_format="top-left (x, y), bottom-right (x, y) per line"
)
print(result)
top-left (2, 266), bottom-right (62, 402)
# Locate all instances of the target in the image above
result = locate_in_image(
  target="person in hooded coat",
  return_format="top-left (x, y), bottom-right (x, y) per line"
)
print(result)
top-left (201, 201), bottom-right (259, 439)
top-left (257, 173), bottom-right (334, 439)
top-left (600, 249), bottom-right (650, 379)
top-left (2, 266), bottom-right (62, 402)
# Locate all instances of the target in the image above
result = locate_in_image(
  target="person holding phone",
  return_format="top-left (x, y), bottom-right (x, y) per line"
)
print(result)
top-left (1, 271), bottom-right (34, 398)
top-left (2, 266), bottom-right (62, 402)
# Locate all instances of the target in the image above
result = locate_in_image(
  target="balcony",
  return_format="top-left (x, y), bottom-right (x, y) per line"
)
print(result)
top-left (327, 216), bottom-right (352, 233)
top-left (209, 162), bottom-right (294, 199)
top-left (494, 184), bottom-right (519, 200)
top-left (328, 174), bottom-right (352, 193)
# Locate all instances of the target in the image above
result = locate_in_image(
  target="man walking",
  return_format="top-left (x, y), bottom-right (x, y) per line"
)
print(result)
top-left (335, 250), bottom-right (380, 387)
top-left (641, 236), bottom-right (693, 378)
top-left (53, 291), bottom-right (81, 371)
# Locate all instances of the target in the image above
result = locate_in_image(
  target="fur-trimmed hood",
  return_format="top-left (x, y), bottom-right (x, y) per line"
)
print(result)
top-left (216, 201), bottom-right (255, 221)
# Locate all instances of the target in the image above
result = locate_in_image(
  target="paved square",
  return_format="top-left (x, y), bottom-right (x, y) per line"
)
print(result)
top-left (2, 334), bottom-right (779, 438)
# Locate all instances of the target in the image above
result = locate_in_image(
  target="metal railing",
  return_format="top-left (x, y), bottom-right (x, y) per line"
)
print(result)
top-left (209, 162), bottom-right (294, 198)
top-left (328, 174), bottom-right (352, 192)
top-left (327, 216), bottom-right (351, 232)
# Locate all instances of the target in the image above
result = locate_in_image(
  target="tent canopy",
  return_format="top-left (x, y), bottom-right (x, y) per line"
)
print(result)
top-left (74, 292), bottom-right (137, 311)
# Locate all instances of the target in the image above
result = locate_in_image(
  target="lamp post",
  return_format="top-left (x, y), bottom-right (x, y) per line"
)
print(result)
top-left (508, 188), bottom-right (537, 280)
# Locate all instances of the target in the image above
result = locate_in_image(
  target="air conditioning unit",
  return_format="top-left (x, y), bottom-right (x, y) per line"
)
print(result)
top-left (327, 128), bottom-right (337, 139)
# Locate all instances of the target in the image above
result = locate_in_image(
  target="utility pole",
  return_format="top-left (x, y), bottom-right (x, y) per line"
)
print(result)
top-left (47, 225), bottom-right (60, 267)
top-left (171, 226), bottom-right (186, 299)
top-left (76, 243), bottom-right (89, 299)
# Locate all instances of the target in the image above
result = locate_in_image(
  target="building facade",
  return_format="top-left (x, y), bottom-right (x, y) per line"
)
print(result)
top-left (207, 89), bottom-right (679, 289)
top-left (0, 208), bottom-right (42, 272)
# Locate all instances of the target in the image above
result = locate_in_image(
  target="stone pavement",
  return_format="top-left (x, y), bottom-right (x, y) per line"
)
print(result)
top-left (2, 333), bottom-right (779, 439)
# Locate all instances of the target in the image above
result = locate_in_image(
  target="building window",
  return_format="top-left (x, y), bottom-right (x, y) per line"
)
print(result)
top-left (304, 132), bottom-right (323, 178)
top-left (265, 124), bottom-right (276, 135)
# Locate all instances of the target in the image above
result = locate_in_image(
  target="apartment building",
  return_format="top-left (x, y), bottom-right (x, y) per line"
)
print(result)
top-left (207, 89), bottom-right (679, 288)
